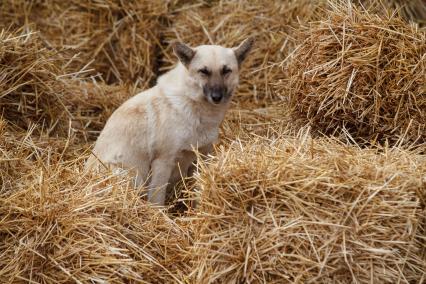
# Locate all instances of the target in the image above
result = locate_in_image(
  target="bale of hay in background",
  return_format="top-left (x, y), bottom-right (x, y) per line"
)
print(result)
top-left (162, 0), bottom-right (325, 107)
top-left (0, 29), bottom-right (70, 131)
top-left (357, 0), bottom-right (426, 26)
top-left (191, 133), bottom-right (426, 283)
top-left (63, 80), bottom-right (135, 141)
top-left (0, 29), bottom-right (133, 139)
top-left (0, 0), bottom-right (167, 87)
top-left (0, 120), bottom-right (192, 283)
top-left (282, 1), bottom-right (426, 145)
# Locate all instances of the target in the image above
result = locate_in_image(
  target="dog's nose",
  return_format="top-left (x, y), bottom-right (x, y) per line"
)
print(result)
top-left (211, 92), bottom-right (223, 103)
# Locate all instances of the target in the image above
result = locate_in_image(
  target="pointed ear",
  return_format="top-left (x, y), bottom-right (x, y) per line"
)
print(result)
top-left (173, 42), bottom-right (195, 66)
top-left (233, 37), bottom-right (254, 66)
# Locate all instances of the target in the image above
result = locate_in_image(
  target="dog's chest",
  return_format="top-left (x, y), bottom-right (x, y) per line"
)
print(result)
top-left (180, 113), bottom-right (220, 150)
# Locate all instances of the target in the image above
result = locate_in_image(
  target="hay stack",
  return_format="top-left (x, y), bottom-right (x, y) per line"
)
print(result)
top-left (63, 80), bottom-right (135, 141)
top-left (191, 133), bottom-right (426, 283)
top-left (0, 29), bottom-right (70, 131)
top-left (283, 1), bottom-right (426, 145)
top-left (161, 0), bottom-right (325, 107)
top-left (0, 29), bottom-right (134, 138)
top-left (0, 121), bottom-right (191, 283)
top-left (0, 0), bottom-right (166, 87)
top-left (358, 0), bottom-right (426, 25)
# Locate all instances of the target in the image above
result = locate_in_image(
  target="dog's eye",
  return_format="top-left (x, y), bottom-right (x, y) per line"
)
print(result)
top-left (198, 68), bottom-right (211, 76)
top-left (222, 66), bottom-right (232, 76)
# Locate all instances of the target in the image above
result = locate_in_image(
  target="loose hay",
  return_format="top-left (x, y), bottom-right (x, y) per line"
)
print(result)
top-left (282, 1), bottom-right (426, 145)
top-left (0, 29), bottom-right (70, 130)
top-left (191, 133), bottom-right (426, 283)
top-left (358, 0), bottom-right (426, 25)
top-left (0, 0), bottom-right (167, 87)
top-left (0, 121), bottom-right (191, 283)
top-left (64, 80), bottom-right (135, 141)
top-left (0, 29), bottom-right (133, 139)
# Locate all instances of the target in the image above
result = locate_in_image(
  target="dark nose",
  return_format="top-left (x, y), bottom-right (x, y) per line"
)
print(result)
top-left (211, 92), bottom-right (223, 103)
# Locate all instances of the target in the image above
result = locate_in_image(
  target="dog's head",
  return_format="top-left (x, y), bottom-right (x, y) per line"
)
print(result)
top-left (172, 38), bottom-right (254, 105)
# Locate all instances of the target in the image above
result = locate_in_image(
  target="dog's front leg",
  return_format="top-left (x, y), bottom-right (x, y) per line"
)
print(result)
top-left (148, 157), bottom-right (175, 206)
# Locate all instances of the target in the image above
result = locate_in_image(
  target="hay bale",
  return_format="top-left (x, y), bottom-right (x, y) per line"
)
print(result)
top-left (191, 134), bottom-right (426, 283)
top-left (0, 29), bottom-right (70, 130)
top-left (63, 80), bottom-right (135, 141)
top-left (0, 30), bottom-right (132, 138)
top-left (357, 0), bottom-right (426, 25)
top-left (0, 122), bottom-right (191, 283)
top-left (0, 0), bottom-right (166, 87)
top-left (283, 1), bottom-right (426, 145)
top-left (161, 0), bottom-right (325, 107)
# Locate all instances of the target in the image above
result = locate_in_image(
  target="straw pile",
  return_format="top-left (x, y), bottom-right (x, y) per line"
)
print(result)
top-left (0, 29), bottom-right (70, 131)
top-left (191, 133), bottom-right (426, 283)
top-left (0, 120), bottom-right (192, 283)
top-left (0, 0), bottom-right (166, 87)
top-left (63, 81), bottom-right (135, 141)
top-left (0, 29), bottom-right (135, 139)
top-left (358, 0), bottom-right (426, 25)
top-left (283, 1), bottom-right (426, 145)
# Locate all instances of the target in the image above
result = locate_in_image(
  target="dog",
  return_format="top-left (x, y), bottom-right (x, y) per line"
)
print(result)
top-left (86, 38), bottom-right (254, 206)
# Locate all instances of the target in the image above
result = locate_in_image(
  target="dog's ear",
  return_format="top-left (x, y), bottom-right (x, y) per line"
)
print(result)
top-left (233, 37), bottom-right (254, 66)
top-left (173, 42), bottom-right (195, 66)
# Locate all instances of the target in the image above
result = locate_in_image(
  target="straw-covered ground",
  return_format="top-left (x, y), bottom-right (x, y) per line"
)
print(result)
top-left (0, 0), bottom-right (425, 283)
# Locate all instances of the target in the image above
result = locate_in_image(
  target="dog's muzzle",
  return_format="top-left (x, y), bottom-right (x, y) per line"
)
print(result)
top-left (210, 92), bottom-right (223, 103)
top-left (204, 85), bottom-right (227, 104)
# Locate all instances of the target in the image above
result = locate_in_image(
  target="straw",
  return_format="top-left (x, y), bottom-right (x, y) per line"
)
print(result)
top-left (281, 1), bottom-right (426, 145)
top-left (0, 121), bottom-right (192, 283)
top-left (0, 0), bottom-right (167, 87)
top-left (191, 131), bottom-right (426, 283)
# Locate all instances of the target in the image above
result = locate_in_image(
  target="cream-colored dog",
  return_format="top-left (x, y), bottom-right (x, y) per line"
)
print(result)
top-left (86, 38), bottom-right (254, 206)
